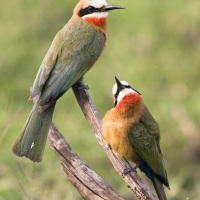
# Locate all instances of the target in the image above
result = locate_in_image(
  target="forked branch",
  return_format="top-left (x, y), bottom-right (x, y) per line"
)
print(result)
top-left (48, 80), bottom-right (158, 200)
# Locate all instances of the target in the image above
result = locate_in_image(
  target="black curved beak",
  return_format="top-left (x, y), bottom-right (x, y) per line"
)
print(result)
top-left (115, 76), bottom-right (125, 91)
top-left (101, 5), bottom-right (125, 12)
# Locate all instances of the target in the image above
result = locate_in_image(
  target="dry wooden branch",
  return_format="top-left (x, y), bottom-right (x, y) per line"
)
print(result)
top-left (48, 79), bottom-right (158, 200)
top-left (48, 123), bottom-right (124, 200)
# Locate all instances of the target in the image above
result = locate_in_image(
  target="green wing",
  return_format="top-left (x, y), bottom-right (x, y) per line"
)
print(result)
top-left (140, 106), bottom-right (161, 142)
top-left (128, 106), bottom-right (169, 187)
top-left (30, 19), bottom-right (105, 108)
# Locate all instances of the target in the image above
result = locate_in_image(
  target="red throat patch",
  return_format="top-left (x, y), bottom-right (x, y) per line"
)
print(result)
top-left (116, 93), bottom-right (142, 112)
top-left (85, 17), bottom-right (106, 27)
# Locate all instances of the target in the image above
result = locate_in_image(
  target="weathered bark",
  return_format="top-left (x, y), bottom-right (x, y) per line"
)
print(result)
top-left (48, 80), bottom-right (158, 200)
top-left (49, 123), bottom-right (124, 200)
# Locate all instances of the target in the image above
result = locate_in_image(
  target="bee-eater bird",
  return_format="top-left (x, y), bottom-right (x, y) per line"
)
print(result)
top-left (12, 0), bottom-right (124, 162)
top-left (102, 77), bottom-right (170, 200)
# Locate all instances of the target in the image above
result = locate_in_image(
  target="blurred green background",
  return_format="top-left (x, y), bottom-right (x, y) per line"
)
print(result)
top-left (0, 0), bottom-right (200, 199)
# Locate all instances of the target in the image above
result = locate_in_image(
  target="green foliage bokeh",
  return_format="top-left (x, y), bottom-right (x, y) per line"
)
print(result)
top-left (0, 0), bottom-right (200, 199)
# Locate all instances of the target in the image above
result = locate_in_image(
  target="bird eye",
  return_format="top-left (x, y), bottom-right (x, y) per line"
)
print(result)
top-left (87, 6), bottom-right (95, 12)
top-left (114, 93), bottom-right (118, 99)
top-left (78, 6), bottom-right (96, 17)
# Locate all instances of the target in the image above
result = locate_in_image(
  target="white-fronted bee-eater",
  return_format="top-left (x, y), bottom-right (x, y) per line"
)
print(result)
top-left (13, 0), bottom-right (124, 162)
top-left (102, 77), bottom-right (170, 200)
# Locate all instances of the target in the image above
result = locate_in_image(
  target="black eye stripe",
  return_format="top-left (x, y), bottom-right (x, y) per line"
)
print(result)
top-left (125, 85), bottom-right (141, 95)
top-left (79, 6), bottom-right (101, 17)
top-left (114, 99), bottom-right (117, 107)
top-left (131, 87), bottom-right (141, 95)
top-left (114, 84), bottom-right (129, 98)
top-left (113, 88), bottom-right (121, 107)
top-left (114, 87), bottom-right (120, 99)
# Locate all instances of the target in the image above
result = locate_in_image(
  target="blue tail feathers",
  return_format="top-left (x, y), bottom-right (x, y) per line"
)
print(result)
top-left (136, 160), bottom-right (167, 200)
top-left (136, 160), bottom-right (154, 182)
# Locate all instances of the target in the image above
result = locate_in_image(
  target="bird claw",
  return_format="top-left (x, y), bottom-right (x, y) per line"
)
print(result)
top-left (81, 84), bottom-right (89, 90)
top-left (76, 81), bottom-right (89, 90)
top-left (122, 166), bottom-right (137, 177)
top-left (106, 144), bottom-right (112, 150)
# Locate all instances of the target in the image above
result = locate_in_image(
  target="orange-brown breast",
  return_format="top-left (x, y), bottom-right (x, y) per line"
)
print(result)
top-left (102, 109), bottom-right (140, 162)
top-left (102, 93), bottom-right (144, 162)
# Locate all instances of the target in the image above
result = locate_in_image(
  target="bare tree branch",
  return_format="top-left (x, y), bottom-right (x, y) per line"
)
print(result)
top-left (49, 123), bottom-right (125, 200)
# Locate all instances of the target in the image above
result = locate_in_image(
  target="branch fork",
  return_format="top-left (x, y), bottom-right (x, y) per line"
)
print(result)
top-left (48, 80), bottom-right (158, 200)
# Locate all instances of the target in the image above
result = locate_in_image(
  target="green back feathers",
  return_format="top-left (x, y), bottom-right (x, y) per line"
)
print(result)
top-left (31, 18), bottom-right (105, 109)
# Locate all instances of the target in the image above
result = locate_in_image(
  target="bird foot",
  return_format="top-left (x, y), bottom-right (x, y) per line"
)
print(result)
top-left (76, 81), bottom-right (89, 90)
top-left (80, 84), bottom-right (89, 90)
top-left (106, 144), bottom-right (112, 151)
top-left (122, 166), bottom-right (137, 177)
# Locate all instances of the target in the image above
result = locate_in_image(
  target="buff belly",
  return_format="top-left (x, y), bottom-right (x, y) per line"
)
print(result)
top-left (103, 119), bottom-right (140, 163)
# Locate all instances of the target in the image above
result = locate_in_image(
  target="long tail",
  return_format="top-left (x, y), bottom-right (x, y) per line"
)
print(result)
top-left (12, 102), bottom-right (56, 162)
top-left (153, 175), bottom-right (167, 200)
top-left (137, 160), bottom-right (168, 200)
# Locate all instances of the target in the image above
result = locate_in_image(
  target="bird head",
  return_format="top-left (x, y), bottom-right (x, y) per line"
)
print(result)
top-left (113, 76), bottom-right (141, 108)
top-left (73, 0), bottom-right (124, 28)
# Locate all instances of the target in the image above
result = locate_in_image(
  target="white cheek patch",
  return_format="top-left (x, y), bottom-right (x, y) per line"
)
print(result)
top-left (82, 12), bottom-right (108, 19)
top-left (85, 0), bottom-right (108, 7)
top-left (112, 81), bottom-right (129, 96)
top-left (117, 88), bottom-right (137, 104)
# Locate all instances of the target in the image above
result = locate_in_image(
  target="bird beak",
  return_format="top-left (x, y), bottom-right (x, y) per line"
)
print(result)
top-left (115, 76), bottom-right (126, 91)
top-left (101, 5), bottom-right (125, 12)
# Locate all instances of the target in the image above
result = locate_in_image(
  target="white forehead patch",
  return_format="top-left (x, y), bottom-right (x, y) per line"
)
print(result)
top-left (85, 0), bottom-right (108, 8)
top-left (112, 81), bottom-right (129, 95)
top-left (82, 12), bottom-right (108, 19)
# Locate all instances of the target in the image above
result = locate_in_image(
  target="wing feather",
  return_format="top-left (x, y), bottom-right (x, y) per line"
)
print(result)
top-left (128, 114), bottom-right (169, 187)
